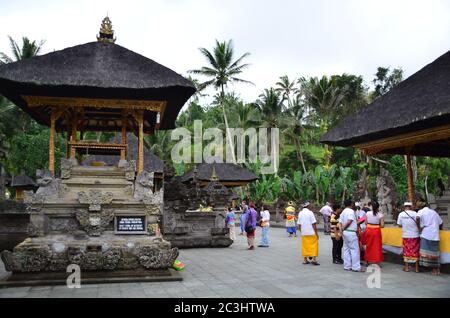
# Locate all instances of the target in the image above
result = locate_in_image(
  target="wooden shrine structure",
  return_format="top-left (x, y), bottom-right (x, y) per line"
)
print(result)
top-left (321, 50), bottom-right (450, 202)
top-left (0, 16), bottom-right (195, 173)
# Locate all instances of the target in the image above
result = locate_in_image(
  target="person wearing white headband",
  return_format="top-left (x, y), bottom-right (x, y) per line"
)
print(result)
top-left (397, 202), bottom-right (420, 272)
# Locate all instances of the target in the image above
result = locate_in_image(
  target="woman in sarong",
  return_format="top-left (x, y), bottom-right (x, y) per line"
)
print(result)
top-left (364, 201), bottom-right (384, 266)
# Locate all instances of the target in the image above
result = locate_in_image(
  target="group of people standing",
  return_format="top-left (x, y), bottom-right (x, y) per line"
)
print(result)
top-left (226, 201), bottom-right (271, 250)
top-left (225, 198), bottom-right (444, 276)
top-left (294, 199), bottom-right (444, 275)
top-left (397, 201), bottom-right (444, 275)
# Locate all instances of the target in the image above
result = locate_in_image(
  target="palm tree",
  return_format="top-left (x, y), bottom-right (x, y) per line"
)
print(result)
top-left (299, 76), bottom-right (347, 166)
top-left (0, 36), bottom-right (45, 64)
top-left (144, 130), bottom-right (172, 162)
top-left (255, 88), bottom-right (285, 128)
top-left (184, 75), bottom-right (207, 104)
top-left (275, 75), bottom-right (296, 108)
top-left (299, 76), bottom-right (347, 131)
top-left (254, 88), bottom-right (285, 173)
top-left (189, 40), bottom-right (253, 163)
top-left (283, 94), bottom-right (307, 173)
top-left (0, 36), bottom-right (45, 134)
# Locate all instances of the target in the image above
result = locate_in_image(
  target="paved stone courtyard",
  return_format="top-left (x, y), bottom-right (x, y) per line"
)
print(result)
top-left (0, 227), bottom-right (449, 298)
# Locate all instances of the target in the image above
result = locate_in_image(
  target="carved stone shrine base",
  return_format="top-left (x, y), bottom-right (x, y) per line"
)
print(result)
top-left (0, 268), bottom-right (182, 287)
top-left (1, 234), bottom-right (178, 273)
top-left (0, 162), bottom-right (176, 282)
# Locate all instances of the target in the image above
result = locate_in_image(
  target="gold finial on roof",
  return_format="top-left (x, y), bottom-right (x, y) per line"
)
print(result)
top-left (97, 16), bottom-right (116, 43)
top-left (210, 166), bottom-right (219, 182)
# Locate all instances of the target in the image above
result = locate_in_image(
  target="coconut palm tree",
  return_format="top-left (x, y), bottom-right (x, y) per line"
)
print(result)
top-left (283, 94), bottom-right (307, 173)
top-left (0, 36), bottom-right (46, 135)
top-left (299, 76), bottom-right (347, 166)
top-left (254, 88), bottom-right (285, 129)
top-left (189, 40), bottom-right (253, 163)
top-left (229, 100), bottom-right (260, 130)
top-left (275, 75), bottom-right (297, 108)
top-left (299, 76), bottom-right (347, 132)
top-left (0, 36), bottom-right (45, 64)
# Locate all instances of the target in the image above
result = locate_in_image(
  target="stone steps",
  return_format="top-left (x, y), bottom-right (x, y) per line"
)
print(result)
top-left (62, 177), bottom-right (132, 187)
top-left (70, 166), bottom-right (126, 178)
top-left (61, 166), bottom-right (134, 201)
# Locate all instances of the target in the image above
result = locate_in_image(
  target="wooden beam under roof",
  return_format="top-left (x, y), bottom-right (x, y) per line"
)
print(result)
top-left (356, 124), bottom-right (450, 156)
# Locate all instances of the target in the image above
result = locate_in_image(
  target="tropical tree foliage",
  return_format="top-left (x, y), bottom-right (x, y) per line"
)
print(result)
top-left (1, 36), bottom-right (448, 206)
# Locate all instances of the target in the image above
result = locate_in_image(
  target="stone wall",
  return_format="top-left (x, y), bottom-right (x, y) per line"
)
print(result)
top-left (0, 201), bottom-right (29, 251)
top-left (162, 177), bottom-right (232, 248)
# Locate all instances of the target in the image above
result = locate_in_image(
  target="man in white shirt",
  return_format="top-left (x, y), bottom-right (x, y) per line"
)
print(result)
top-left (417, 203), bottom-right (443, 275)
top-left (320, 202), bottom-right (333, 235)
top-left (397, 202), bottom-right (420, 273)
top-left (339, 199), bottom-right (364, 272)
top-left (297, 202), bottom-right (320, 265)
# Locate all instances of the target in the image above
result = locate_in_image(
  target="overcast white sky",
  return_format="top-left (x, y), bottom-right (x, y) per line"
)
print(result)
top-left (1, 0), bottom-right (450, 104)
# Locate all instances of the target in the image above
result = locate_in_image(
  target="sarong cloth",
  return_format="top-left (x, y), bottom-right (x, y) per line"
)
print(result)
top-left (403, 237), bottom-right (420, 263)
top-left (301, 235), bottom-right (318, 257)
top-left (364, 224), bottom-right (384, 263)
top-left (419, 238), bottom-right (440, 268)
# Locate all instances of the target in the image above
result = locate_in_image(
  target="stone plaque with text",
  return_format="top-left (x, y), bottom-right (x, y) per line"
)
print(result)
top-left (114, 215), bottom-right (147, 234)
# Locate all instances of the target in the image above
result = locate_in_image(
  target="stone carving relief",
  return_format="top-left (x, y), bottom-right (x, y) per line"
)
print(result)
top-left (75, 189), bottom-right (115, 236)
top-left (1, 245), bottom-right (51, 272)
top-left (60, 158), bottom-right (74, 179)
top-left (75, 208), bottom-right (114, 236)
top-left (124, 160), bottom-right (136, 181)
top-left (354, 168), bottom-right (370, 204)
top-left (1, 244), bottom-right (177, 273)
top-left (77, 189), bottom-right (114, 212)
top-left (137, 246), bottom-right (178, 270)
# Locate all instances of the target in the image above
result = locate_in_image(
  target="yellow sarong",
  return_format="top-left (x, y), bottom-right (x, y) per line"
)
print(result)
top-left (301, 235), bottom-right (318, 257)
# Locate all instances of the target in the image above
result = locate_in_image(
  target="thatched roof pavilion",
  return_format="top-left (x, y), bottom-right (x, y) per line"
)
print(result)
top-left (0, 17), bottom-right (195, 174)
top-left (320, 50), bottom-right (450, 201)
top-left (320, 50), bottom-right (450, 157)
top-left (181, 163), bottom-right (258, 187)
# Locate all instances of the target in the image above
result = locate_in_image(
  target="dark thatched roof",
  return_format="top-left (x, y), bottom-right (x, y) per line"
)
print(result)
top-left (10, 174), bottom-right (38, 188)
top-left (181, 163), bottom-right (258, 183)
top-left (83, 133), bottom-right (165, 173)
top-left (320, 50), bottom-right (450, 149)
top-left (0, 41), bottom-right (195, 130)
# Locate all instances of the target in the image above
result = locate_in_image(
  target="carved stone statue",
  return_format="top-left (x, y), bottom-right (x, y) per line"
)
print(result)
top-left (376, 168), bottom-right (398, 218)
top-left (60, 158), bottom-right (74, 179)
top-left (354, 169), bottom-right (370, 205)
top-left (124, 160), bottom-right (136, 181)
top-left (34, 169), bottom-right (66, 200)
top-left (134, 171), bottom-right (154, 201)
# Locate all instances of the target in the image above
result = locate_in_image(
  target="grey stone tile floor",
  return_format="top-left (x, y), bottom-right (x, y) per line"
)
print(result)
top-left (0, 227), bottom-right (449, 298)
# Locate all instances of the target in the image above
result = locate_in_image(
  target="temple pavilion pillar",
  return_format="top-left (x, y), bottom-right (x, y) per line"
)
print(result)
top-left (406, 153), bottom-right (415, 203)
top-left (137, 111), bottom-right (144, 173)
top-left (49, 109), bottom-right (56, 174)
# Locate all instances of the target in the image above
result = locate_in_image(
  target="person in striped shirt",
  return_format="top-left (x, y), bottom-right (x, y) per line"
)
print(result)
top-left (330, 203), bottom-right (344, 264)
